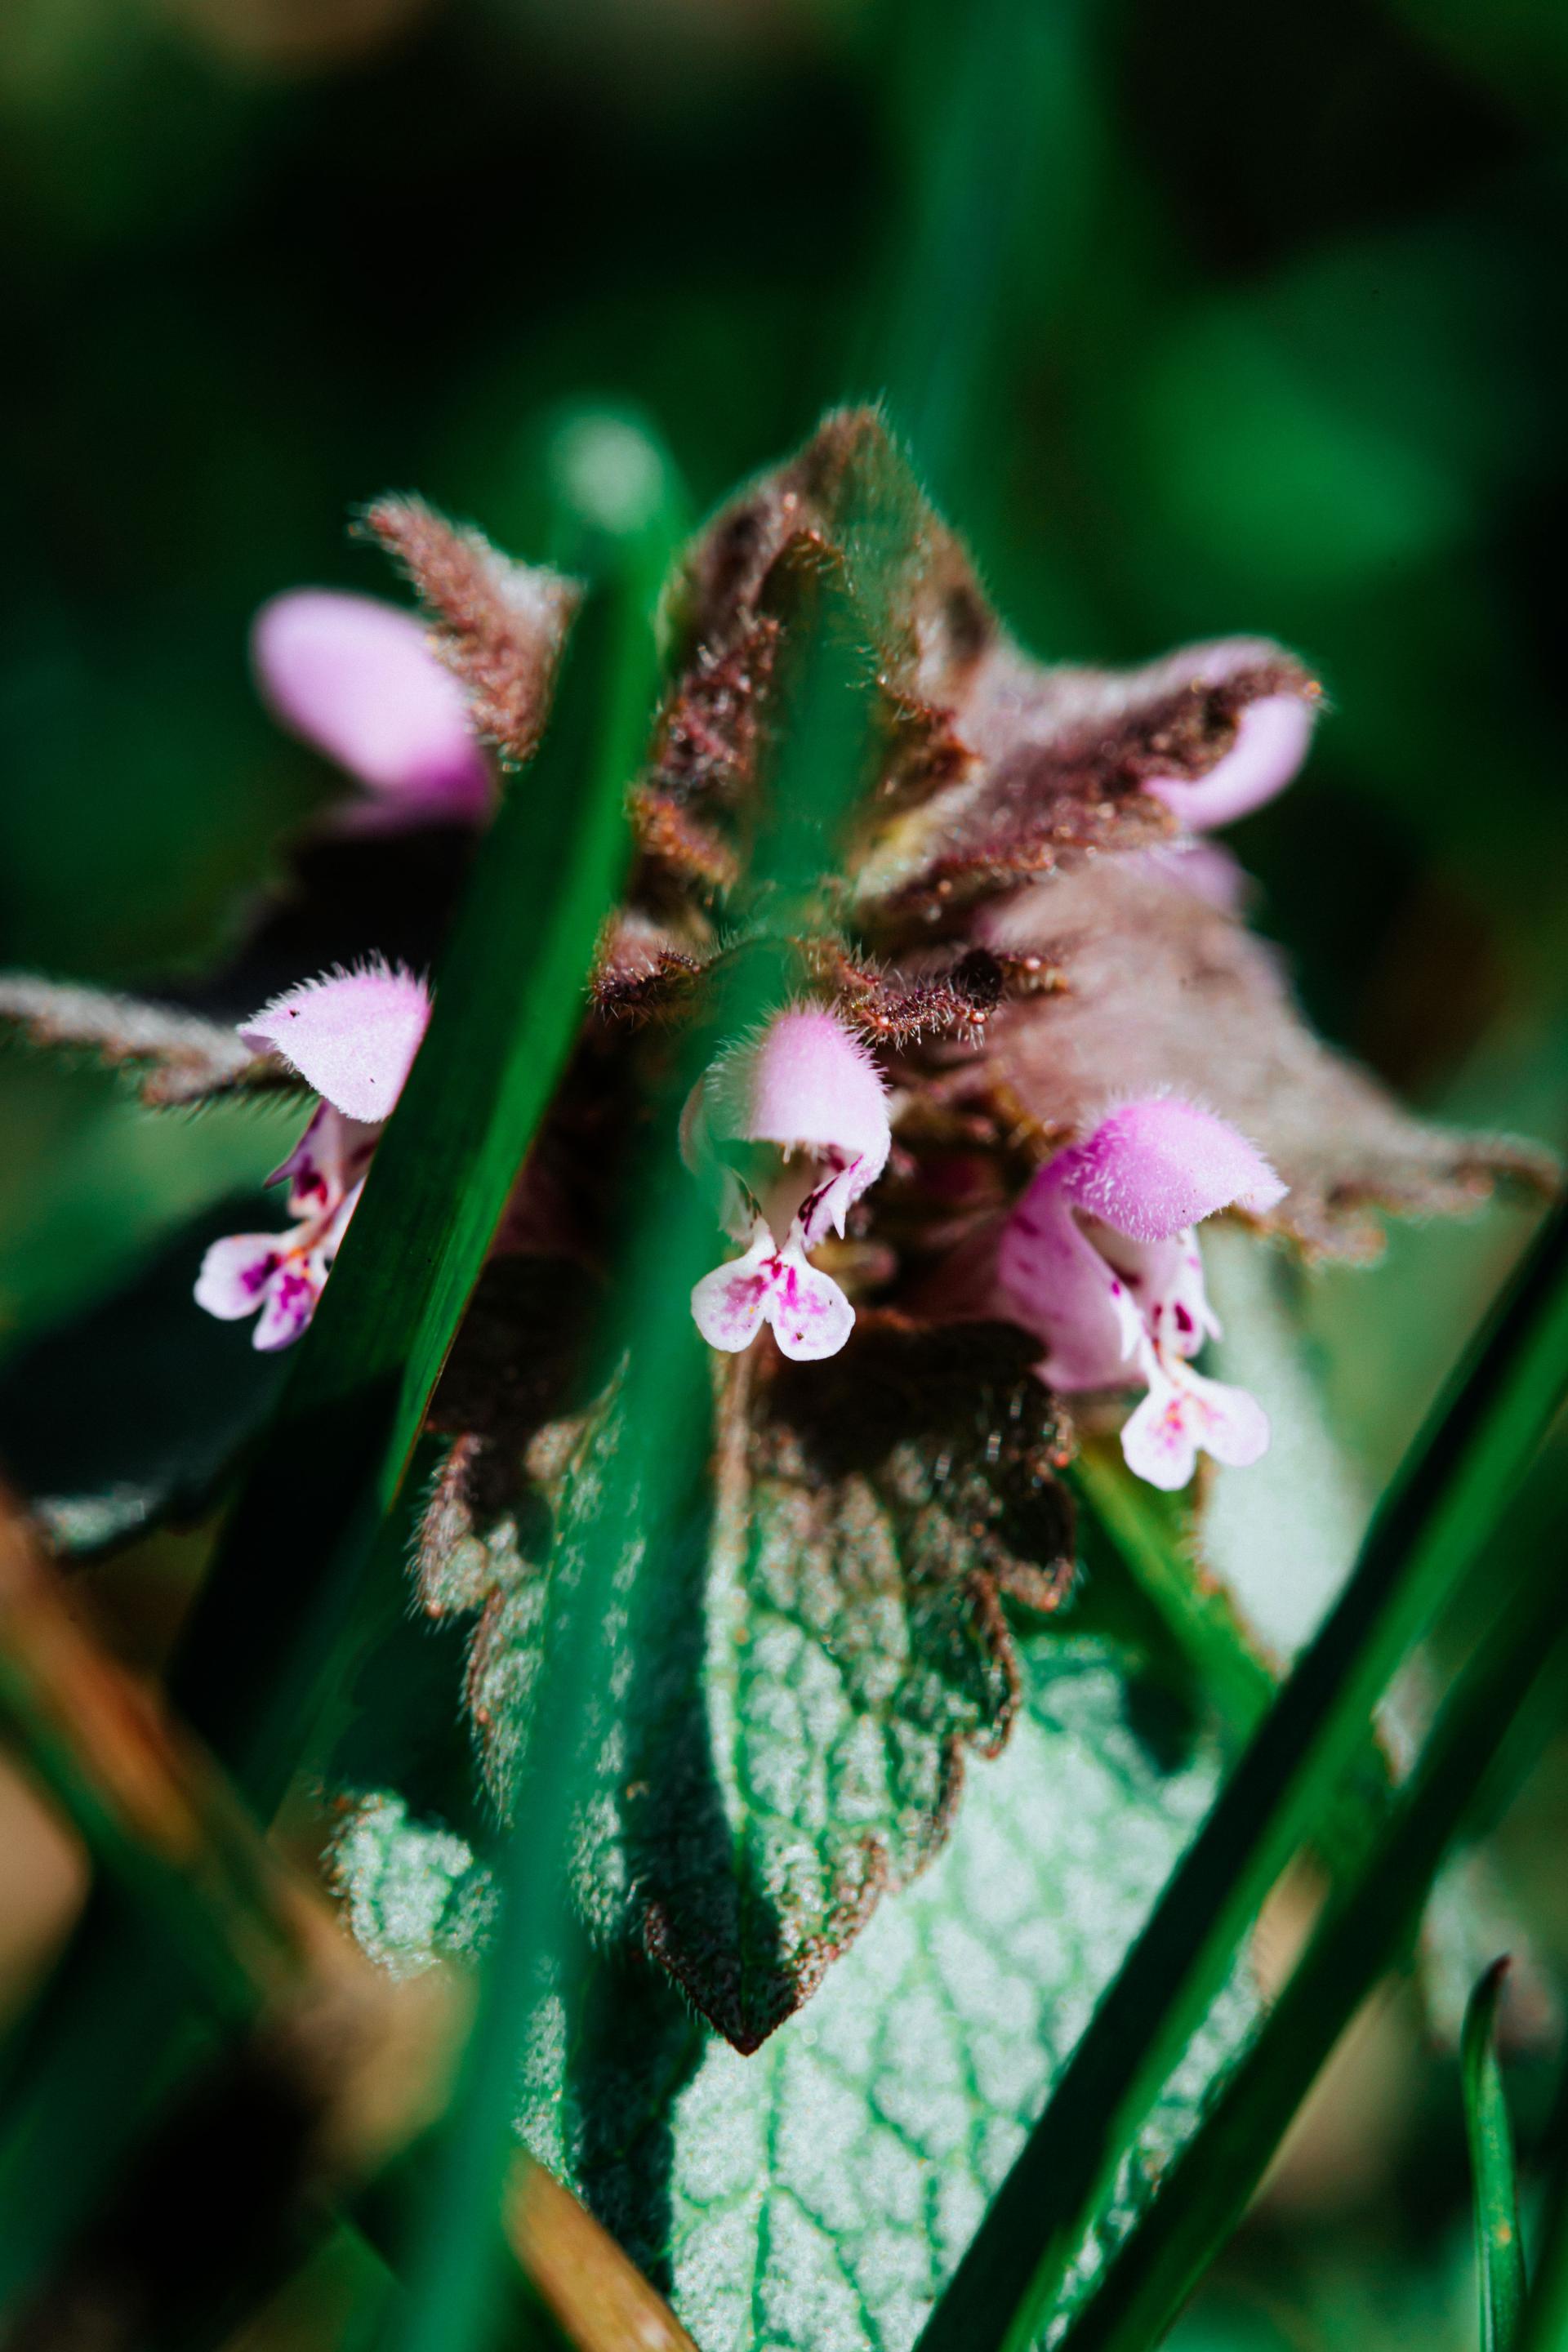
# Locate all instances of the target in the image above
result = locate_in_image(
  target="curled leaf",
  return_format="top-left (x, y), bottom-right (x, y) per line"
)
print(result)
top-left (632, 626), bottom-right (775, 904)
top-left (649, 408), bottom-right (1316, 932)
top-left (363, 496), bottom-right (578, 770)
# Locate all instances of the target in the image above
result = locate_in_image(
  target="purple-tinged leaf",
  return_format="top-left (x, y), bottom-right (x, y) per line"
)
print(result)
top-left (645, 409), bottom-right (1317, 933)
top-left (362, 497), bottom-right (577, 772)
top-left (973, 853), bottom-right (1556, 1258)
top-left (0, 975), bottom-right (267, 1107)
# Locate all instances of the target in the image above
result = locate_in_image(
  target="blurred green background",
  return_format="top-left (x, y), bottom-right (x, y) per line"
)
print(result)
top-left (1, 0), bottom-right (1565, 2343)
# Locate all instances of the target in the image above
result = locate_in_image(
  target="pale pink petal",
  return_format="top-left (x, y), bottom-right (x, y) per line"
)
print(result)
top-left (997, 1177), bottom-right (1143, 1390)
top-left (1178, 1365), bottom-right (1272, 1468)
top-left (269, 1102), bottom-right (381, 1214)
top-left (240, 962), bottom-right (430, 1125)
top-left (764, 1233), bottom-right (855, 1362)
top-left (1147, 694), bottom-right (1313, 831)
top-left (252, 590), bottom-right (492, 823)
top-left (1120, 1370), bottom-right (1202, 1491)
top-left (708, 1009), bottom-right (890, 1219)
top-left (691, 1227), bottom-right (778, 1353)
top-left (1058, 1098), bottom-right (1285, 1242)
top-left (194, 1232), bottom-right (283, 1322)
top-left (1094, 1225), bottom-right (1217, 1362)
top-left (1120, 1358), bottom-right (1271, 1490)
top-left (252, 1265), bottom-right (320, 1352)
top-left (797, 1155), bottom-right (877, 1250)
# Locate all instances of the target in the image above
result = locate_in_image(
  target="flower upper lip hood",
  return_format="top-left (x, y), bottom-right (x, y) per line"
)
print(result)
top-left (1047, 1097), bottom-right (1286, 1241)
top-left (1142, 642), bottom-right (1321, 833)
top-left (252, 589), bottom-right (493, 828)
top-left (687, 1005), bottom-right (892, 1248)
top-left (997, 1096), bottom-right (1285, 1394)
top-left (240, 960), bottom-right (432, 1125)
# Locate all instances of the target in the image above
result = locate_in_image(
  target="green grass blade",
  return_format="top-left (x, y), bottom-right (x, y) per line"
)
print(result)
top-left (1464, 1958), bottom-right (1528, 2352)
top-left (0, 583), bottom-right (632, 2287)
top-left (1521, 2151), bottom-right (1568, 2352)
top-left (916, 1195), bottom-right (1568, 2352)
top-left (380, 1221), bottom-right (724, 2352)
top-left (1051, 1470), bottom-right (1568, 2352)
top-left (869, 0), bottom-right (1090, 498)
top-left (1071, 1441), bottom-right (1280, 1744)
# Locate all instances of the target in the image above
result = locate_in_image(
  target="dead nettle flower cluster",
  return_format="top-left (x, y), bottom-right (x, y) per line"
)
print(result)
top-left (0, 412), bottom-right (1548, 1499)
top-left (584, 410), bottom-right (1542, 1491)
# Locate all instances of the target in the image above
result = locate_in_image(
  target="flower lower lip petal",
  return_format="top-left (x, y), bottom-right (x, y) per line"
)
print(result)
top-left (1120, 1376), bottom-right (1201, 1490)
top-left (253, 1267), bottom-right (319, 1352)
top-left (691, 1224), bottom-right (781, 1353)
top-left (194, 1234), bottom-right (286, 1322)
top-left (767, 1255), bottom-right (854, 1361)
top-left (1182, 1365), bottom-right (1272, 1468)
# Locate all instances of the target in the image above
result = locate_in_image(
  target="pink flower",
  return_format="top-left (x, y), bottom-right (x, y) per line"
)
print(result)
top-left (1143, 644), bottom-right (1319, 833)
top-left (195, 963), bottom-right (430, 1351)
top-left (684, 1008), bottom-right (891, 1362)
top-left (252, 590), bottom-right (492, 829)
top-left (997, 1098), bottom-right (1285, 1490)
